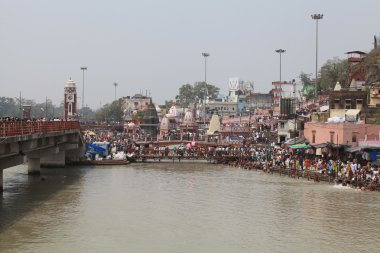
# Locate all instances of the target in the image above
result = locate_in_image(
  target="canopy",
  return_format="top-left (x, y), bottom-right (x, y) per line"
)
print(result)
top-left (86, 142), bottom-right (106, 151)
top-left (289, 144), bottom-right (309, 149)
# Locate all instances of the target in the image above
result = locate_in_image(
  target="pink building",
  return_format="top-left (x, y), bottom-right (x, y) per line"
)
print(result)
top-left (304, 122), bottom-right (380, 147)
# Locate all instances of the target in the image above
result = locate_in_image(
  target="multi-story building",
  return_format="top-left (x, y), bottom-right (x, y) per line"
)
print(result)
top-left (122, 94), bottom-right (151, 120)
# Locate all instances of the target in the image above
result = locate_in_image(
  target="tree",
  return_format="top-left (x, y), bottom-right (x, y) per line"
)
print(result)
top-left (94, 99), bottom-right (124, 123)
top-left (364, 47), bottom-right (380, 84)
top-left (193, 82), bottom-right (220, 100)
top-left (319, 57), bottom-right (348, 90)
top-left (175, 83), bottom-right (194, 108)
top-left (0, 97), bottom-right (18, 117)
top-left (298, 72), bottom-right (314, 98)
top-left (175, 82), bottom-right (220, 108)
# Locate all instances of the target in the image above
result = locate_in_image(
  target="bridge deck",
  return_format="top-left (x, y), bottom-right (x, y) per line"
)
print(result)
top-left (0, 121), bottom-right (81, 138)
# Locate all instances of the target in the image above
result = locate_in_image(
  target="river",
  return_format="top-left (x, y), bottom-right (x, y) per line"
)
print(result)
top-left (1, 163), bottom-right (379, 253)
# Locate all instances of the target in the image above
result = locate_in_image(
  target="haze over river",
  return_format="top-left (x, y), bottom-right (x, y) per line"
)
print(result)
top-left (1, 163), bottom-right (379, 253)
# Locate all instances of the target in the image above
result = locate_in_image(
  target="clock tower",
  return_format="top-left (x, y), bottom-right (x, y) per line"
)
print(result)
top-left (64, 78), bottom-right (77, 120)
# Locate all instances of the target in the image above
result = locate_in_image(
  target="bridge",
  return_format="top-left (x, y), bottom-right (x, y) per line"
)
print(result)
top-left (0, 121), bottom-right (84, 191)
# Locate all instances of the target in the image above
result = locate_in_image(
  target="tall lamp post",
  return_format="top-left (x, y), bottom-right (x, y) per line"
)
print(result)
top-left (80, 66), bottom-right (87, 110)
top-left (275, 49), bottom-right (285, 98)
top-left (311, 13), bottom-right (323, 98)
top-left (202, 52), bottom-right (210, 125)
top-left (113, 82), bottom-right (118, 101)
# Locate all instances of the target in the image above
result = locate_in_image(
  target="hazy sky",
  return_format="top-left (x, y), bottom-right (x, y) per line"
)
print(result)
top-left (1, 0), bottom-right (380, 109)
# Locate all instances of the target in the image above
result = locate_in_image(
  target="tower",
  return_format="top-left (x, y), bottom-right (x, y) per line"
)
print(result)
top-left (64, 78), bottom-right (77, 120)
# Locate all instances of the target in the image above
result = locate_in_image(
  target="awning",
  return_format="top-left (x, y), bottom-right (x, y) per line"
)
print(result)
top-left (311, 143), bottom-right (328, 148)
top-left (345, 146), bottom-right (361, 153)
top-left (289, 144), bottom-right (310, 149)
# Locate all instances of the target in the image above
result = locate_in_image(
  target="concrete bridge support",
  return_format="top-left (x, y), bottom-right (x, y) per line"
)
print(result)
top-left (0, 170), bottom-right (3, 191)
top-left (41, 151), bottom-right (65, 167)
top-left (28, 158), bottom-right (41, 175)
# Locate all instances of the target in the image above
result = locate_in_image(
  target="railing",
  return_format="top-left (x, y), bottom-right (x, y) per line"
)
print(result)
top-left (0, 121), bottom-right (81, 138)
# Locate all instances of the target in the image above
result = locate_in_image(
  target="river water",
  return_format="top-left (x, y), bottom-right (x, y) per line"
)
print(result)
top-left (1, 163), bottom-right (379, 253)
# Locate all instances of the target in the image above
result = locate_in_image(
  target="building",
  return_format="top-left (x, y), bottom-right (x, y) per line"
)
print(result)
top-left (140, 102), bottom-right (159, 140)
top-left (122, 94), bottom-right (151, 120)
top-left (64, 78), bottom-right (77, 120)
top-left (304, 122), bottom-right (380, 147)
top-left (245, 92), bottom-right (272, 110)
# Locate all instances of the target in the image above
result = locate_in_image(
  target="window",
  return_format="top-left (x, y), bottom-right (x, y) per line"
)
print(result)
top-left (312, 130), bottom-right (316, 143)
top-left (345, 99), bottom-right (351, 109)
top-left (334, 99), bottom-right (340, 109)
top-left (330, 131), bottom-right (335, 143)
top-left (280, 122), bottom-right (285, 129)
top-left (356, 99), bottom-right (363, 110)
top-left (68, 103), bottom-right (72, 113)
top-left (352, 133), bottom-right (357, 142)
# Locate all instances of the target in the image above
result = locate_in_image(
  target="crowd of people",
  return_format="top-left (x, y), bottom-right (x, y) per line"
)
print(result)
top-left (83, 120), bottom-right (380, 191)
top-left (0, 116), bottom-right (64, 122)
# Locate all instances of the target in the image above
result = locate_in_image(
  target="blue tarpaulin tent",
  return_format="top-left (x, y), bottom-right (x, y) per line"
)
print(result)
top-left (86, 142), bottom-right (106, 151)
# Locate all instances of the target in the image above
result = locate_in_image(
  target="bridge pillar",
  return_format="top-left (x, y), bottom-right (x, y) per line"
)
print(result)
top-left (28, 158), bottom-right (41, 175)
top-left (41, 151), bottom-right (65, 167)
top-left (0, 170), bottom-right (3, 191)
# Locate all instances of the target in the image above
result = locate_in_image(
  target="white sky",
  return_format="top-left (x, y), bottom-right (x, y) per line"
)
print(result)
top-left (1, 0), bottom-right (379, 109)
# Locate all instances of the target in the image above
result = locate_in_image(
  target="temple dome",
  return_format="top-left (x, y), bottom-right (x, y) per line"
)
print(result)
top-left (65, 78), bottom-right (76, 88)
top-left (207, 114), bottom-right (221, 135)
top-left (182, 108), bottom-right (194, 125)
top-left (333, 81), bottom-right (341, 91)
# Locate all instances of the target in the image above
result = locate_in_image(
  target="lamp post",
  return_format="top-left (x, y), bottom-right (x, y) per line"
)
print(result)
top-left (275, 49), bottom-right (285, 100)
top-left (311, 14), bottom-right (323, 98)
top-left (80, 66), bottom-right (87, 110)
top-left (202, 52), bottom-right (210, 125)
top-left (113, 82), bottom-right (118, 101)
top-left (275, 49), bottom-right (285, 82)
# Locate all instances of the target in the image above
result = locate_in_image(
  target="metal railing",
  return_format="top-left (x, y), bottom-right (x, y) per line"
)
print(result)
top-left (0, 121), bottom-right (81, 137)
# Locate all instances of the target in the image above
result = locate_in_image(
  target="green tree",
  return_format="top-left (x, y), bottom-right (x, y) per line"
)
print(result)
top-left (364, 47), bottom-right (380, 84)
top-left (95, 99), bottom-right (124, 123)
top-left (193, 82), bottom-right (220, 100)
top-left (298, 72), bottom-right (314, 98)
top-left (175, 83), bottom-right (194, 107)
top-left (175, 82), bottom-right (220, 108)
top-left (0, 97), bottom-right (18, 117)
top-left (319, 57), bottom-right (348, 91)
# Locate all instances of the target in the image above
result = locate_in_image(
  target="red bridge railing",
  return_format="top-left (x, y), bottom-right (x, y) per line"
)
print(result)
top-left (0, 121), bottom-right (81, 138)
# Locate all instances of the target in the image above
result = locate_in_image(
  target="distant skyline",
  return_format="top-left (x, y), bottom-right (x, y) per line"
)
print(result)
top-left (1, 0), bottom-right (380, 109)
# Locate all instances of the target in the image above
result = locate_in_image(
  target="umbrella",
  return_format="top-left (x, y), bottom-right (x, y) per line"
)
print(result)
top-left (87, 131), bottom-right (96, 136)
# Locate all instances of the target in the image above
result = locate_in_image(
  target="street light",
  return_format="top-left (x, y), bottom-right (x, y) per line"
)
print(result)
top-left (311, 13), bottom-right (323, 98)
top-left (202, 52), bottom-right (210, 124)
top-left (275, 49), bottom-right (285, 82)
top-left (113, 82), bottom-right (118, 101)
top-left (80, 66), bottom-right (87, 110)
top-left (275, 49), bottom-right (285, 99)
